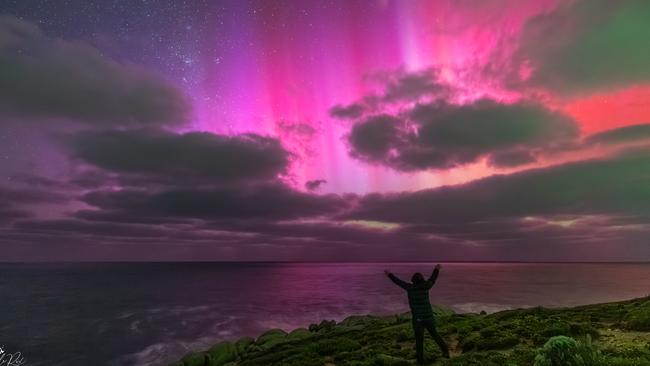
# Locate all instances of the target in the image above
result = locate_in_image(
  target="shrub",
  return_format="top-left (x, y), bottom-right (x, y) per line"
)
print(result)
top-left (480, 326), bottom-right (499, 338)
top-left (534, 335), bottom-right (603, 366)
top-left (394, 329), bottom-right (411, 342)
top-left (541, 322), bottom-right (571, 338)
top-left (458, 333), bottom-right (478, 352)
top-left (455, 324), bottom-right (473, 337)
top-left (309, 337), bottom-right (362, 355)
top-left (478, 333), bottom-right (519, 350)
top-left (625, 308), bottom-right (650, 331)
top-left (569, 323), bottom-right (600, 340)
top-left (577, 336), bottom-right (604, 366)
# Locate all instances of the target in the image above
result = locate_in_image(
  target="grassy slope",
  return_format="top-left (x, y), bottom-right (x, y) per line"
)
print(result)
top-left (171, 296), bottom-right (650, 366)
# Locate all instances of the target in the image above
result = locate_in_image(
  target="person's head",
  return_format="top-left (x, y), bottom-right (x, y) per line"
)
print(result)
top-left (411, 272), bottom-right (425, 284)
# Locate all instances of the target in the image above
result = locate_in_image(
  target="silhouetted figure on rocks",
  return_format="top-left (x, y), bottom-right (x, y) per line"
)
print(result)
top-left (385, 264), bottom-right (450, 364)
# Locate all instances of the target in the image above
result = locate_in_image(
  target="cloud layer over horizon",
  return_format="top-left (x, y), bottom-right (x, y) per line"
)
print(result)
top-left (1, 1), bottom-right (650, 262)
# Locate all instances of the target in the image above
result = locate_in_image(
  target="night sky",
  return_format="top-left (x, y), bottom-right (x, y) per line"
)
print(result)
top-left (1, 0), bottom-right (649, 261)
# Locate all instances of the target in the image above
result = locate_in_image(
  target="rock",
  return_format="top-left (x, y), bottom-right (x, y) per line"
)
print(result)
top-left (168, 361), bottom-right (184, 366)
top-left (288, 328), bottom-right (312, 340)
top-left (206, 342), bottom-right (238, 366)
top-left (181, 352), bottom-right (209, 366)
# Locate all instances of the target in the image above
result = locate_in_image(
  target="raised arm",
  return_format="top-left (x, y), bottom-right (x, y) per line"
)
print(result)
top-left (384, 270), bottom-right (410, 290)
top-left (426, 264), bottom-right (441, 288)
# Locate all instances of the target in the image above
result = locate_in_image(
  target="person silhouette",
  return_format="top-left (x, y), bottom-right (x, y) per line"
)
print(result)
top-left (385, 264), bottom-right (449, 363)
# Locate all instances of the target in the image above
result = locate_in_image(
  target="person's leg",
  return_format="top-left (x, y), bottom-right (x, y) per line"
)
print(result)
top-left (412, 320), bottom-right (425, 364)
top-left (424, 319), bottom-right (450, 358)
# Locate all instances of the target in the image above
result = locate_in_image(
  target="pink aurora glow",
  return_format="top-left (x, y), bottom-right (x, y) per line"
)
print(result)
top-left (171, 0), bottom-right (649, 194)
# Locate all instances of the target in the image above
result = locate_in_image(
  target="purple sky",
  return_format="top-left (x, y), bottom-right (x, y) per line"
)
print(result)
top-left (1, 0), bottom-right (650, 261)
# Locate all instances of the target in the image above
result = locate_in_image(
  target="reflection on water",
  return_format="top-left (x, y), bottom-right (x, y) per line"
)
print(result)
top-left (2, 262), bottom-right (650, 365)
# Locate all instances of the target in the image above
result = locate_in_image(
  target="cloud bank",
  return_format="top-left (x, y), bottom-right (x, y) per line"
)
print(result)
top-left (515, 0), bottom-right (650, 94)
top-left (0, 16), bottom-right (189, 127)
top-left (69, 129), bottom-right (290, 185)
top-left (348, 98), bottom-right (578, 170)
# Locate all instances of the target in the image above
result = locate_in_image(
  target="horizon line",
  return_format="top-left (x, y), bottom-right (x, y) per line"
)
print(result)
top-left (2, 260), bottom-right (650, 264)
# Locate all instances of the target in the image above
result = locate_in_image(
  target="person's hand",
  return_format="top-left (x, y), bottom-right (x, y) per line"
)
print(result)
top-left (435, 264), bottom-right (442, 271)
top-left (384, 270), bottom-right (391, 276)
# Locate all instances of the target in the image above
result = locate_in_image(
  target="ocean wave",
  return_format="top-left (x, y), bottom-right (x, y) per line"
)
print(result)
top-left (452, 302), bottom-right (526, 314)
top-left (116, 314), bottom-right (239, 366)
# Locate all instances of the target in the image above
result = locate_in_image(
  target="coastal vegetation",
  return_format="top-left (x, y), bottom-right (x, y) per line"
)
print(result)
top-left (171, 296), bottom-right (650, 366)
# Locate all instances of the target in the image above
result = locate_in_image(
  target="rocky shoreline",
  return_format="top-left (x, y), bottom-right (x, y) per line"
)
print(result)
top-left (170, 296), bottom-right (650, 366)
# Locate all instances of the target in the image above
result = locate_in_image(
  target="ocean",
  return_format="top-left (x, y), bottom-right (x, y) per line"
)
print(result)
top-left (2, 262), bottom-right (650, 365)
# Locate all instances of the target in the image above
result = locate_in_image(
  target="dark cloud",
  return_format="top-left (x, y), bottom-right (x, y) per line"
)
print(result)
top-left (5, 217), bottom-right (271, 259)
top-left (378, 68), bottom-right (449, 102)
top-left (329, 103), bottom-right (365, 120)
top-left (3, 149), bottom-right (649, 260)
top-left (0, 16), bottom-right (189, 126)
top-left (305, 179), bottom-right (327, 191)
top-left (410, 99), bottom-right (577, 150)
top-left (197, 219), bottom-right (430, 259)
top-left (330, 68), bottom-right (450, 120)
top-left (515, 0), bottom-right (650, 93)
top-left (7, 200), bottom-right (647, 261)
top-left (348, 114), bottom-right (403, 163)
top-left (350, 148), bottom-right (650, 224)
top-left (10, 173), bottom-right (69, 190)
top-left (487, 149), bottom-right (537, 168)
top-left (1, 215), bottom-right (413, 261)
top-left (0, 186), bottom-right (68, 204)
top-left (348, 98), bottom-right (578, 170)
top-left (0, 203), bottom-right (30, 223)
top-left (0, 186), bottom-right (69, 224)
top-left (81, 183), bottom-right (348, 220)
top-left (68, 170), bottom-right (118, 189)
top-left (586, 123), bottom-right (650, 146)
top-left (13, 219), bottom-right (172, 238)
top-left (69, 129), bottom-right (290, 185)
top-left (72, 209), bottom-right (193, 225)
